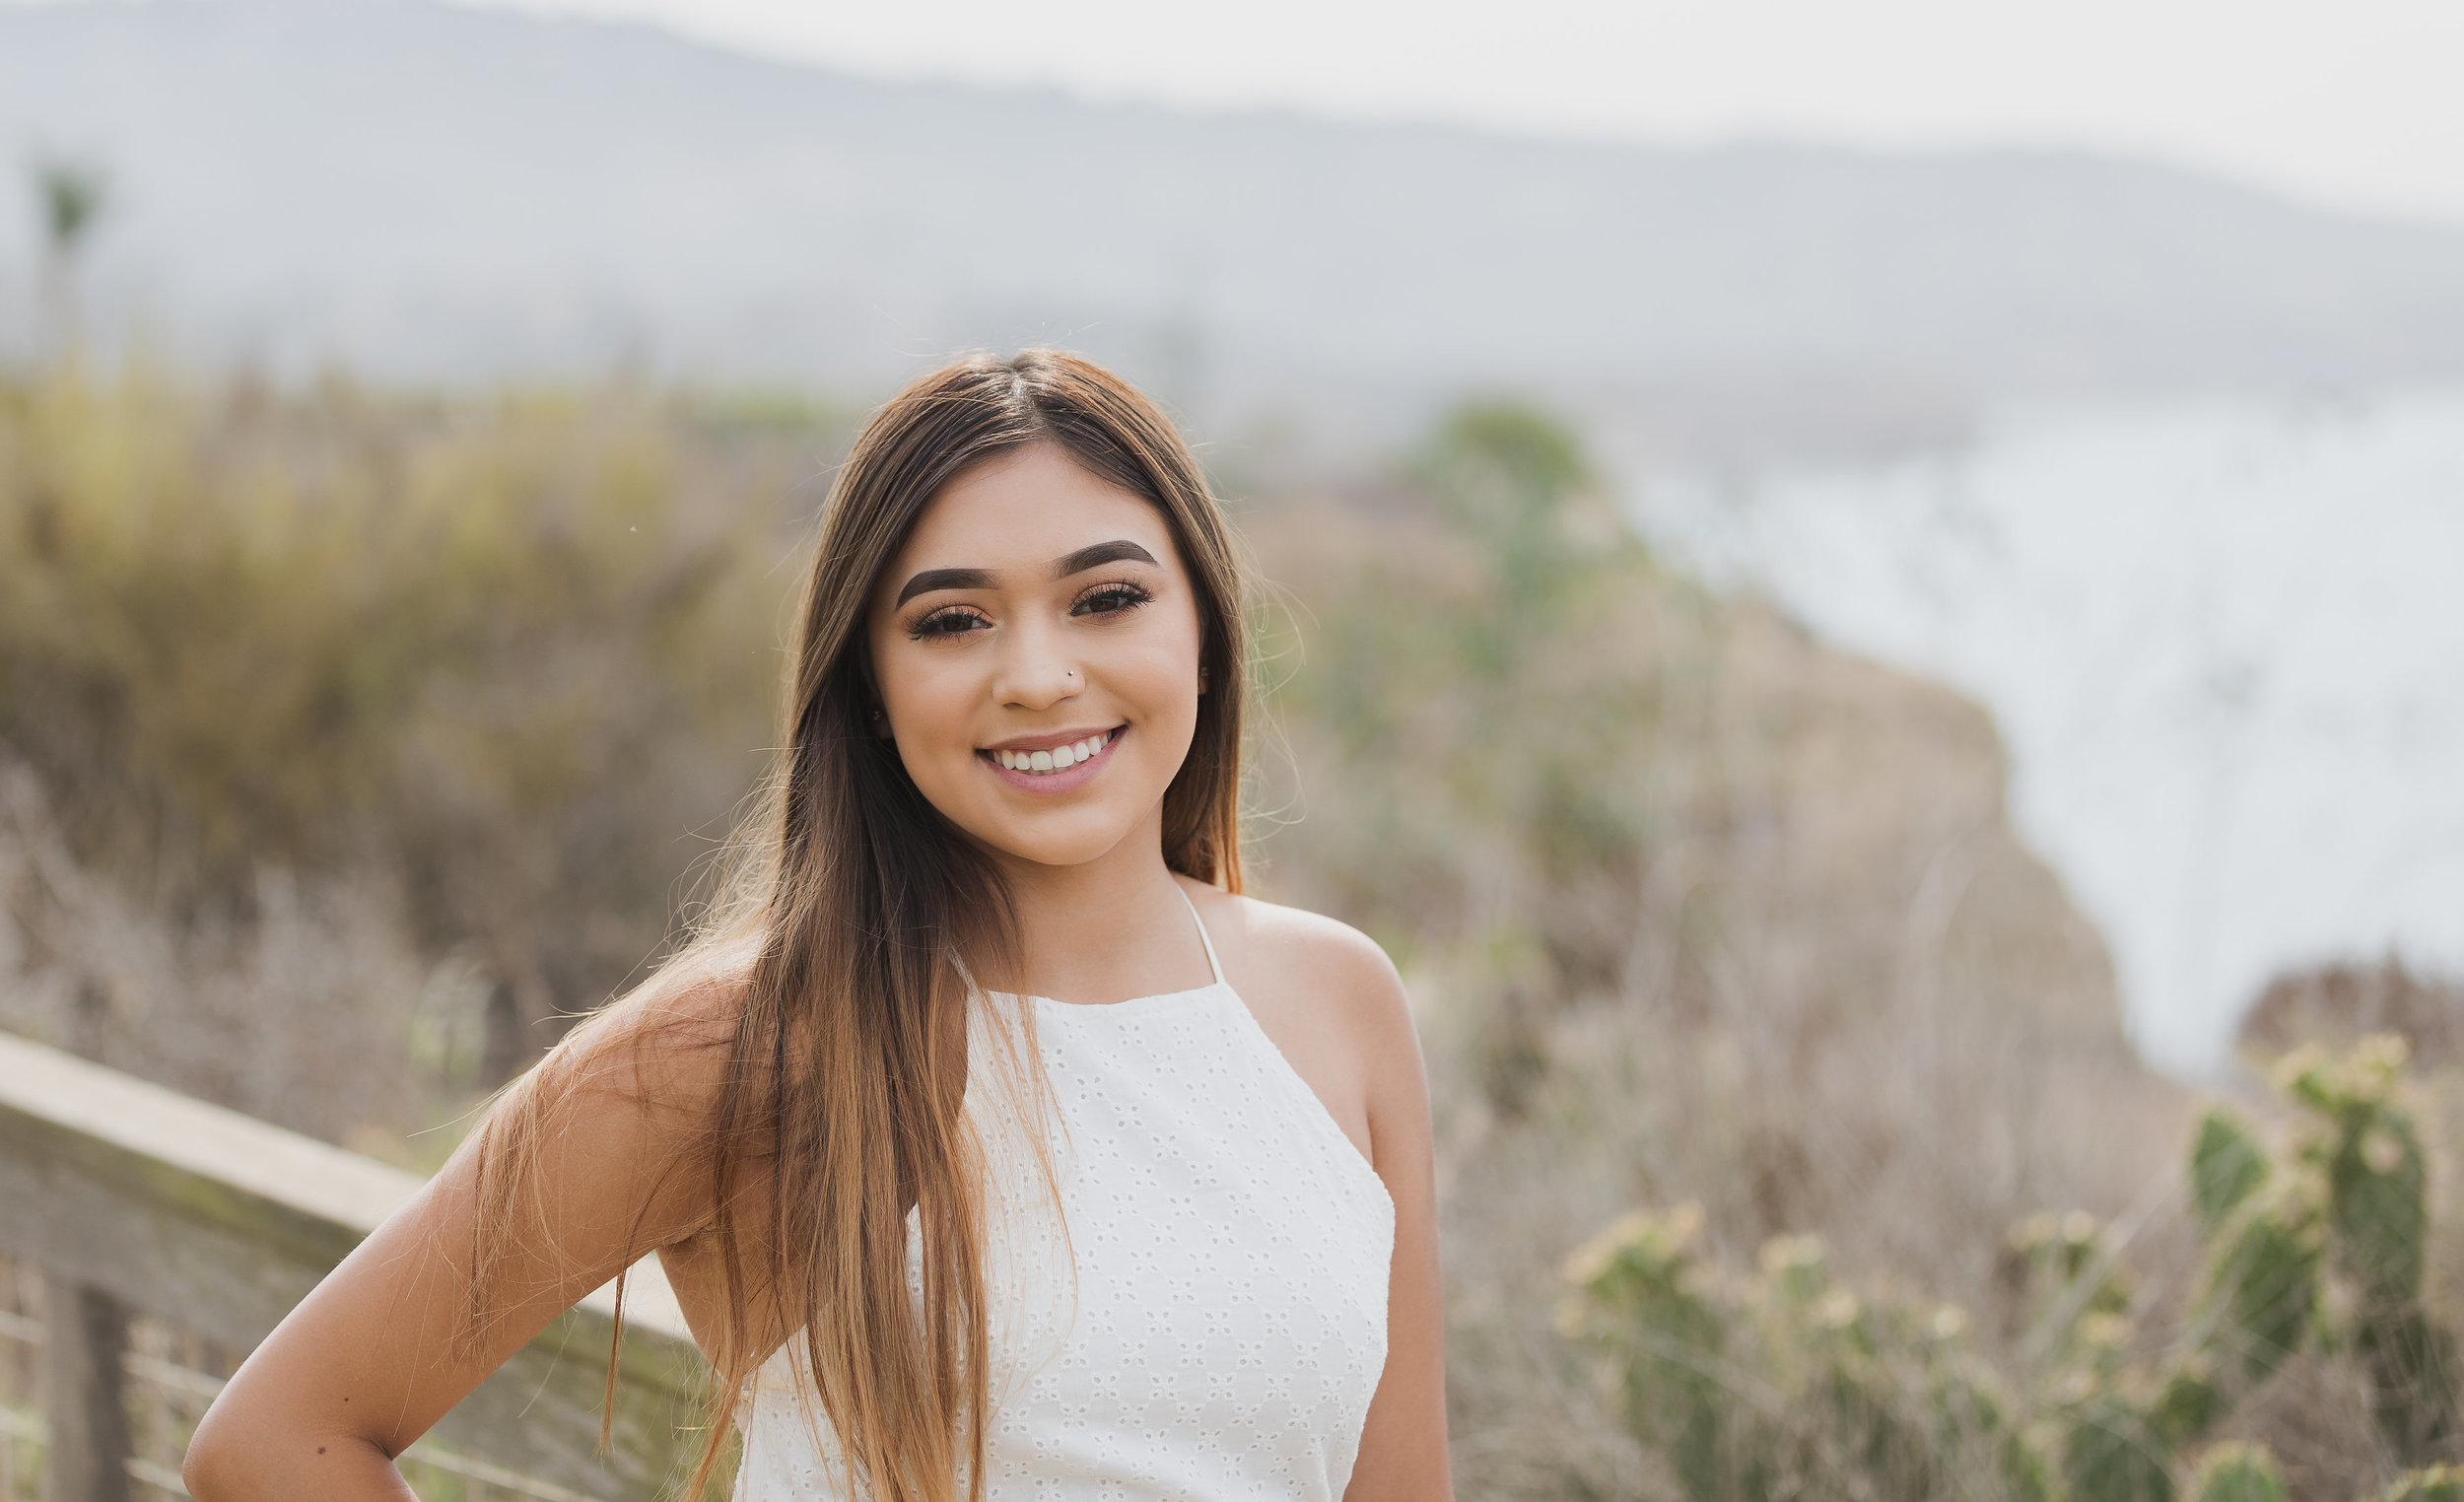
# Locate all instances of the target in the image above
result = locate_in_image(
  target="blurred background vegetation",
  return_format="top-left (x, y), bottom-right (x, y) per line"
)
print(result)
top-left (7, 4), bottom-right (2464, 1494)
top-left (0, 369), bottom-right (831, 1142)
top-left (7, 354), bottom-right (2462, 1498)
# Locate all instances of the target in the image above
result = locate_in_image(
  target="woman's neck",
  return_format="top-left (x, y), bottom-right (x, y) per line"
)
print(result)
top-left (985, 820), bottom-right (1212, 1006)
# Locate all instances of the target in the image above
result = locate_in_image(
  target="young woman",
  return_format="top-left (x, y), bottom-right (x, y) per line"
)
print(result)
top-left (183, 350), bottom-right (1451, 1501)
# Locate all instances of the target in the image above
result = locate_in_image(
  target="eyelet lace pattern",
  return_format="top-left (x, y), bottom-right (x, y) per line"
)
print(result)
top-left (732, 903), bottom-right (1395, 1501)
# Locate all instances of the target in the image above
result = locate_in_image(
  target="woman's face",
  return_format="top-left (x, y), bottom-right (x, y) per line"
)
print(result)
top-left (867, 443), bottom-right (1204, 872)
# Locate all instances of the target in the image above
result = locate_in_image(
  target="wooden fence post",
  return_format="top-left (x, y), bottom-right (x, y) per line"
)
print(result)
top-left (41, 1270), bottom-right (131, 1502)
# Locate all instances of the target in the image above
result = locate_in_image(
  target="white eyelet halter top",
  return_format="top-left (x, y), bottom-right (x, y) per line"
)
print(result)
top-left (731, 888), bottom-right (1397, 1500)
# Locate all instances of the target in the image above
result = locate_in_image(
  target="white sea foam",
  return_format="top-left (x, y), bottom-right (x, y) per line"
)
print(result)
top-left (1628, 390), bottom-right (2464, 1076)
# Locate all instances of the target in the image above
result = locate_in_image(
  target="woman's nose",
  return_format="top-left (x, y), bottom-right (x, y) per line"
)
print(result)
top-left (993, 622), bottom-right (1081, 709)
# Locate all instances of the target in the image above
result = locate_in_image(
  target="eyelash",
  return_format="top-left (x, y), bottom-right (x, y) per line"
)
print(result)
top-left (904, 580), bottom-right (1154, 641)
top-left (1071, 580), bottom-right (1154, 617)
top-left (908, 605), bottom-right (992, 641)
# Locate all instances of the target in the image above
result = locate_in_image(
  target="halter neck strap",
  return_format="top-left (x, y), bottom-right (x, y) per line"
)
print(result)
top-left (952, 884), bottom-right (1225, 999)
top-left (1176, 883), bottom-right (1226, 988)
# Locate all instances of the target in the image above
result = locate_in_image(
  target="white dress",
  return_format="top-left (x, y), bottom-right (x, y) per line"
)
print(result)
top-left (732, 891), bottom-right (1397, 1500)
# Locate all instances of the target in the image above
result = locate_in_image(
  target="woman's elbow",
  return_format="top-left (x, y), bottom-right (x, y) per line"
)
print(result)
top-left (183, 1397), bottom-right (400, 1500)
top-left (181, 1403), bottom-right (247, 1502)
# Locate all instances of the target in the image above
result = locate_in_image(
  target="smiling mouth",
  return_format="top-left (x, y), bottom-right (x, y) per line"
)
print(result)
top-left (986, 726), bottom-right (1121, 776)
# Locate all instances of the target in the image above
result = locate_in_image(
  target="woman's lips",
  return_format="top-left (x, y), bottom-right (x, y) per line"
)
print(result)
top-left (980, 726), bottom-right (1123, 793)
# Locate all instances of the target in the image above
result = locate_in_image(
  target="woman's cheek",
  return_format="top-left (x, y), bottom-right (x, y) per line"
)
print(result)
top-left (1127, 649), bottom-right (1202, 773)
top-left (894, 660), bottom-right (984, 796)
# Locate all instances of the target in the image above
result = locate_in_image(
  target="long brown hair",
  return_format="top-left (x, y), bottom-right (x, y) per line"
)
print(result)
top-left (472, 349), bottom-right (1250, 1501)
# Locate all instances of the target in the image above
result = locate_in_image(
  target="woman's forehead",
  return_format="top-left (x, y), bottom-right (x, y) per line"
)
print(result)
top-left (890, 445), bottom-right (1176, 581)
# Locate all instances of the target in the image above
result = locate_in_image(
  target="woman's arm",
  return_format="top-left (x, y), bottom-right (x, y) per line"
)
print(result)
top-left (1209, 893), bottom-right (1455, 1501)
top-left (1332, 933), bottom-right (1454, 1502)
top-left (182, 964), bottom-right (742, 1501)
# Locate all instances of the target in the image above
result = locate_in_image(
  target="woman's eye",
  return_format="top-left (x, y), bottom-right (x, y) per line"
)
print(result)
top-left (1072, 583), bottom-right (1152, 618)
top-left (911, 608), bottom-right (991, 640)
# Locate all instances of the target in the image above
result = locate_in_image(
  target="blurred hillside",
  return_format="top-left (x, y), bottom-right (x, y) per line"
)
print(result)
top-left (9, 0), bottom-right (2464, 458)
top-left (2243, 960), bottom-right (2464, 1070)
top-left (0, 367), bottom-right (2204, 1492)
top-left (1236, 419), bottom-right (2187, 1492)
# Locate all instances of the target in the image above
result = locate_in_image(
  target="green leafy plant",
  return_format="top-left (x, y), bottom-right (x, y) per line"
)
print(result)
top-left (1565, 1036), bottom-right (2464, 1500)
top-left (2191, 1443), bottom-right (2286, 1502)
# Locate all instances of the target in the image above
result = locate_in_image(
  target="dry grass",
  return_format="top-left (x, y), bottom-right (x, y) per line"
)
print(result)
top-left (0, 369), bottom-right (843, 1146)
top-left (0, 372), bottom-right (2337, 1494)
top-left (1236, 418), bottom-right (2191, 1494)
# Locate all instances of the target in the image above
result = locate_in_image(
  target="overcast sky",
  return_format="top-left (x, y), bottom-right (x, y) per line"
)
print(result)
top-left (467, 0), bottom-right (2464, 226)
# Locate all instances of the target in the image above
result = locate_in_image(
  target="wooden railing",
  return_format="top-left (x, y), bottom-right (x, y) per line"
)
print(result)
top-left (0, 1030), bottom-right (712, 1501)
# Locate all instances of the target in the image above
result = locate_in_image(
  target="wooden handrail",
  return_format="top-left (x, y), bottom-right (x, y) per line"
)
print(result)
top-left (0, 1029), bottom-right (711, 1500)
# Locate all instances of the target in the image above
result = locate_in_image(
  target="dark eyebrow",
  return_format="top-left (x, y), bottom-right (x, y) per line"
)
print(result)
top-left (1053, 540), bottom-right (1158, 578)
top-left (893, 541), bottom-right (1158, 609)
top-left (894, 566), bottom-right (995, 607)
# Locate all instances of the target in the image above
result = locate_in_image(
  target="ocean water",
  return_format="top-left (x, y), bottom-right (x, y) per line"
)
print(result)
top-left (1628, 390), bottom-right (2464, 1077)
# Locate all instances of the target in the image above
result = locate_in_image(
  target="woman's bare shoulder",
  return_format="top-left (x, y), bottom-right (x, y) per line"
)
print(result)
top-left (458, 931), bottom-right (768, 1251)
top-left (1223, 890), bottom-right (1401, 990)
top-left (599, 930), bottom-right (765, 1041)
top-left (1192, 885), bottom-right (1417, 1062)
top-left (522, 930), bottom-right (765, 1127)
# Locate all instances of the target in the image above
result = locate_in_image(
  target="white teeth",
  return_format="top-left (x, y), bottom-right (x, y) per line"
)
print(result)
top-left (992, 731), bottom-right (1118, 776)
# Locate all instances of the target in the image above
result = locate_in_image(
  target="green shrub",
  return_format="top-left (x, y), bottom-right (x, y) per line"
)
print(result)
top-left (2190, 1109), bottom-right (2270, 1235)
top-left (2190, 1442), bottom-right (2286, 1502)
top-left (1563, 1205), bottom-right (2042, 1500)
top-left (1566, 1036), bottom-right (2464, 1500)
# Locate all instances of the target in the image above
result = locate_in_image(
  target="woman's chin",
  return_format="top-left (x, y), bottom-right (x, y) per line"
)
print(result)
top-left (958, 806), bottom-right (1152, 873)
